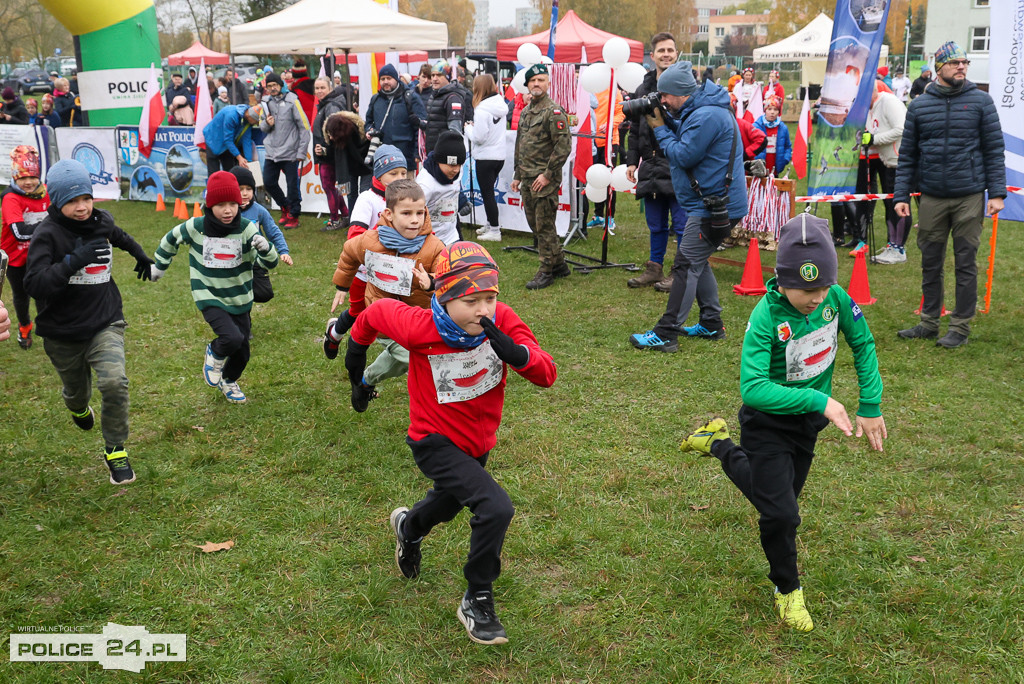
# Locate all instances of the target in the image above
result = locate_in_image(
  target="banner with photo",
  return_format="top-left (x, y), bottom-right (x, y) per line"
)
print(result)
top-left (116, 125), bottom-right (207, 204)
top-left (808, 0), bottom-right (893, 195)
top-left (55, 127), bottom-right (120, 200)
top-left (989, 0), bottom-right (1024, 221)
top-left (0, 125), bottom-right (55, 185)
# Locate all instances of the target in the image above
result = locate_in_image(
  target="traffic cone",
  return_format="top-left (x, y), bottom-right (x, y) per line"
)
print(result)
top-left (176, 198), bottom-right (188, 221)
top-left (848, 249), bottom-right (877, 305)
top-left (155, 194), bottom-right (166, 212)
top-left (172, 198), bottom-right (182, 219)
top-left (193, 202), bottom-right (202, 218)
top-left (732, 238), bottom-right (768, 296)
top-left (913, 295), bottom-right (949, 316)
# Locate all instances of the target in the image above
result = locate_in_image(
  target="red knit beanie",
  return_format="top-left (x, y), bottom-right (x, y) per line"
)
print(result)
top-left (205, 170), bottom-right (242, 207)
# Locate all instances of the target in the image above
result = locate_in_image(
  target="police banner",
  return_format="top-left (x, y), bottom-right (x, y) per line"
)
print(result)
top-left (990, 0), bottom-right (1024, 221)
top-left (808, 0), bottom-right (893, 195)
top-left (55, 127), bottom-right (120, 200)
top-left (78, 68), bottom-right (153, 112)
top-left (116, 126), bottom-right (207, 204)
top-left (0, 125), bottom-right (54, 185)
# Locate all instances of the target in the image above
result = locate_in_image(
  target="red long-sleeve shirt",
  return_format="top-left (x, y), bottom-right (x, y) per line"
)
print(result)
top-left (351, 298), bottom-right (557, 457)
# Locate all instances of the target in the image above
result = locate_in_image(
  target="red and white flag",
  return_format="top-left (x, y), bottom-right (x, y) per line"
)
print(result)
top-left (139, 63), bottom-right (165, 159)
top-left (793, 89), bottom-right (812, 179)
top-left (746, 83), bottom-right (764, 121)
top-left (193, 58), bottom-right (213, 150)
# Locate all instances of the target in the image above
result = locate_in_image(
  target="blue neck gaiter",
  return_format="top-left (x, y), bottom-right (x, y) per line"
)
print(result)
top-left (430, 295), bottom-right (487, 349)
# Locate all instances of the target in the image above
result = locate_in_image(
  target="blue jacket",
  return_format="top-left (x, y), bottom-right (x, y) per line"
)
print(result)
top-left (203, 105), bottom-right (255, 160)
top-left (752, 116), bottom-right (792, 175)
top-left (894, 80), bottom-right (1006, 202)
top-left (240, 200), bottom-right (289, 256)
top-left (365, 82), bottom-right (427, 164)
top-left (653, 81), bottom-right (748, 219)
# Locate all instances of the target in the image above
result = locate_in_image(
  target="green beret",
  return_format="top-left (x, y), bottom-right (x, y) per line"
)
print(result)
top-left (524, 63), bottom-right (548, 83)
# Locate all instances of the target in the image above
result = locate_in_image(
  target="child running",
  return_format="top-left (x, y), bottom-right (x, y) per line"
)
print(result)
top-left (325, 179), bottom-right (445, 407)
top-left (1, 145), bottom-right (49, 349)
top-left (345, 241), bottom-right (557, 645)
top-left (150, 171), bottom-right (279, 404)
top-left (230, 166), bottom-right (293, 305)
top-left (23, 159), bottom-right (155, 484)
top-left (417, 131), bottom-right (465, 246)
top-left (681, 214), bottom-right (886, 632)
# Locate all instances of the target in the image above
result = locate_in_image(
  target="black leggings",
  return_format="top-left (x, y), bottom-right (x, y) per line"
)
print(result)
top-left (475, 159), bottom-right (504, 228)
top-left (6, 264), bottom-right (33, 327)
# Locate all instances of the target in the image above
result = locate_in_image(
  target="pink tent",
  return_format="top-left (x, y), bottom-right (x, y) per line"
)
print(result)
top-left (167, 41), bottom-right (231, 66)
top-left (496, 11), bottom-right (643, 64)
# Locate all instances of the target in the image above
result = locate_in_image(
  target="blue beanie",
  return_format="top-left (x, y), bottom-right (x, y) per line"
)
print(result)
top-left (373, 145), bottom-right (407, 178)
top-left (47, 159), bottom-right (93, 209)
top-left (657, 61), bottom-right (698, 97)
top-left (378, 64), bottom-right (399, 82)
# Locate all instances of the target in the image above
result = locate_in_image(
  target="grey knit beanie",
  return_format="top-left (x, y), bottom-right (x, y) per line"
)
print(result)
top-left (657, 61), bottom-right (698, 97)
top-left (47, 159), bottom-right (94, 209)
top-left (775, 214), bottom-right (837, 289)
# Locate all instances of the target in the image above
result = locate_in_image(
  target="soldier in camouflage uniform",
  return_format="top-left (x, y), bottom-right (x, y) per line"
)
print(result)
top-left (511, 64), bottom-right (572, 290)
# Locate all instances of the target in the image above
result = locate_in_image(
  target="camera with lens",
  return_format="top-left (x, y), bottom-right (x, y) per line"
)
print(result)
top-left (702, 194), bottom-right (731, 234)
top-left (621, 92), bottom-right (662, 119)
top-left (364, 128), bottom-right (381, 166)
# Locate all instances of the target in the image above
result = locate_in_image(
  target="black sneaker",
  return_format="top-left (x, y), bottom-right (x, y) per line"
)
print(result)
top-left (351, 380), bottom-right (378, 412)
top-left (525, 270), bottom-right (555, 290)
top-left (389, 507), bottom-right (421, 579)
top-left (457, 590), bottom-right (508, 645)
top-left (104, 447), bottom-right (136, 485)
top-left (323, 318), bottom-right (340, 360)
top-left (897, 324), bottom-right (938, 340)
top-left (936, 331), bottom-right (969, 348)
top-left (71, 406), bottom-right (94, 431)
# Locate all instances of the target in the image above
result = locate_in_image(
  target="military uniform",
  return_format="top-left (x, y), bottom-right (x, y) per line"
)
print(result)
top-left (514, 92), bottom-right (571, 274)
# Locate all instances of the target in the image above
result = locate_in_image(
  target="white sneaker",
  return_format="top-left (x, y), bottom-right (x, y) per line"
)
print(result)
top-left (218, 379), bottom-right (247, 403)
top-left (871, 246), bottom-right (895, 264)
top-left (478, 228), bottom-right (502, 242)
top-left (874, 243), bottom-right (894, 257)
top-left (475, 225), bottom-right (489, 236)
top-left (889, 247), bottom-right (907, 263)
top-left (203, 344), bottom-right (226, 387)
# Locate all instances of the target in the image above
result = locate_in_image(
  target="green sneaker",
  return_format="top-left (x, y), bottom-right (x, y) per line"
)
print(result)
top-left (774, 587), bottom-right (814, 632)
top-left (680, 418), bottom-right (729, 456)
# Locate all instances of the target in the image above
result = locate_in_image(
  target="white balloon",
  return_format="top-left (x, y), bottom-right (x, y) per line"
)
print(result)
top-left (584, 183), bottom-right (608, 203)
top-left (602, 37), bottom-right (631, 69)
top-left (610, 164), bottom-right (636, 192)
top-left (511, 68), bottom-right (528, 95)
top-left (517, 43), bottom-right (543, 67)
top-left (585, 164), bottom-right (612, 188)
top-left (579, 62), bottom-right (612, 94)
top-left (540, 55), bottom-right (554, 65)
top-left (616, 62), bottom-right (648, 93)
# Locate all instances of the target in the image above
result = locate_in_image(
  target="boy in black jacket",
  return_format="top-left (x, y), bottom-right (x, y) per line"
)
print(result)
top-left (24, 160), bottom-right (155, 485)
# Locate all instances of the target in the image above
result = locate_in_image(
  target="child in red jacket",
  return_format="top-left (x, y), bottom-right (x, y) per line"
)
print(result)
top-left (345, 241), bottom-right (557, 646)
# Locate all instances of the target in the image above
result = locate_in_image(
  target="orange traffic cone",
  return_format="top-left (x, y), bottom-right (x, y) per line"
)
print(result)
top-left (155, 194), bottom-right (166, 212)
top-left (193, 202), bottom-right (202, 218)
top-left (732, 238), bottom-right (768, 296)
top-left (176, 198), bottom-right (188, 220)
top-left (848, 249), bottom-right (877, 305)
top-left (172, 198), bottom-right (182, 219)
top-left (913, 295), bottom-right (949, 316)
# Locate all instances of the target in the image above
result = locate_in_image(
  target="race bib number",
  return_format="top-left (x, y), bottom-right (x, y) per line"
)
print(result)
top-left (365, 250), bottom-right (414, 296)
top-left (430, 195), bottom-right (458, 226)
top-left (428, 342), bottom-right (504, 404)
top-left (202, 237), bottom-right (243, 269)
top-left (22, 210), bottom-right (47, 227)
top-left (785, 318), bottom-right (838, 382)
top-left (69, 242), bottom-right (112, 285)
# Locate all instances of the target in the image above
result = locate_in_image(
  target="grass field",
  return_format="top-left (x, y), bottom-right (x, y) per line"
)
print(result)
top-left (1, 191), bottom-right (1023, 682)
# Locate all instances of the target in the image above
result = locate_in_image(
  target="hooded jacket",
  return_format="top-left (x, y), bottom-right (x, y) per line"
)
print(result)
top-left (864, 90), bottom-right (905, 169)
top-left (623, 69), bottom-right (674, 199)
top-left (466, 93), bottom-right (507, 161)
top-left (366, 81), bottom-right (428, 165)
top-left (260, 90), bottom-right (311, 162)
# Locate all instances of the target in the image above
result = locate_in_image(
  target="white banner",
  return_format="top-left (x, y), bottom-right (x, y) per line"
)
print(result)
top-left (0, 125), bottom-right (53, 186)
top-left (55, 127), bottom-right (120, 200)
top-left (78, 68), bottom-right (154, 112)
top-left (990, 0), bottom-right (1024, 221)
top-left (256, 137), bottom-right (330, 215)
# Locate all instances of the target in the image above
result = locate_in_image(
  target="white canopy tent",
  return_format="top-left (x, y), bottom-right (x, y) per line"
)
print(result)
top-left (229, 0), bottom-right (449, 54)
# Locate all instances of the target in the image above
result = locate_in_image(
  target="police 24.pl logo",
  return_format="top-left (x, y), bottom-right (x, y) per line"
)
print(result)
top-left (10, 623), bottom-right (186, 672)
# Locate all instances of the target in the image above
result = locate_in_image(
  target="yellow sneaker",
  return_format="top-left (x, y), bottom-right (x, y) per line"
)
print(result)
top-left (680, 418), bottom-right (730, 456)
top-left (774, 587), bottom-right (814, 632)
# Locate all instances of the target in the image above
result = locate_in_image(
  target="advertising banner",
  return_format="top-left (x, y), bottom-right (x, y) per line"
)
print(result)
top-left (254, 137), bottom-right (330, 215)
top-left (990, 0), bottom-right (1024, 221)
top-left (55, 127), bottom-right (120, 200)
top-left (808, 0), bottom-right (893, 195)
top-left (116, 126), bottom-right (207, 204)
top-left (78, 68), bottom-right (155, 112)
top-left (0, 125), bottom-right (55, 185)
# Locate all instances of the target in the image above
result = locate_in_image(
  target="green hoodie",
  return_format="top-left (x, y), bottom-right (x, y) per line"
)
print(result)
top-left (740, 277), bottom-right (883, 418)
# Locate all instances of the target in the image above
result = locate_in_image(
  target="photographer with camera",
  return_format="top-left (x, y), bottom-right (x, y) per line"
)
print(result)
top-left (629, 62), bottom-right (747, 352)
top-left (365, 64), bottom-right (427, 171)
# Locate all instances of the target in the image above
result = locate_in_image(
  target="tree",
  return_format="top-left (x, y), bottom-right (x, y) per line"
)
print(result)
top-left (239, 0), bottom-right (294, 24)
top-left (0, 0), bottom-right (72, 69)
top-left (721, 0), bottom-right (771, 15)
top-left (883, 0), bottom-right (927, 58)
top-left (720, 33), bottom-right (759, 57)
top-left (767, 0), bottom-right (833, 43)
top-left (399, 0), bottom-right (476, 47)
top-left (183, 0), bottom-right (240, 52)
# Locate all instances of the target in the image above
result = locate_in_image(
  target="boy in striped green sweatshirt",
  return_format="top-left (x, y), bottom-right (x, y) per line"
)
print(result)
top-left (150, 171), bottom-right (279, 403)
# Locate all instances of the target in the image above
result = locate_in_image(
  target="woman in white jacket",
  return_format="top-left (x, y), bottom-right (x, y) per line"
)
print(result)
top-left (466, 75), bottom-right (508, 241)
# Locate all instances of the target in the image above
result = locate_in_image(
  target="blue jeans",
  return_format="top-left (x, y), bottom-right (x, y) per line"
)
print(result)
top-left (263, 158), bottom-right (301, 215)
top-left (644, 194), bottom-right (687, 265)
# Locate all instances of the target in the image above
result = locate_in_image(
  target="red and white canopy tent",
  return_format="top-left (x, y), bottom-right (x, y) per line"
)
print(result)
top-left (496, 10), bottom-right (643, 64)
top-left (166, 41), bottom-right (231, 66)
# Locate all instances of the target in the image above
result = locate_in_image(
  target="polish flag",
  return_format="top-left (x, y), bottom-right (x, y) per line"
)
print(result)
top-left (193, 59), bottom-right (213, 150)
top-left (139, 63), bottom-right (165, 159)
top-left (571, 75), bottom-right (594, 184)
top-left (793, 89), bottom-right (812, 179)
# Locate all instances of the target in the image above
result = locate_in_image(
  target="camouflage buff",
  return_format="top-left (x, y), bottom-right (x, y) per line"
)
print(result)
top-left (514, 91), bottom-right (571, 272)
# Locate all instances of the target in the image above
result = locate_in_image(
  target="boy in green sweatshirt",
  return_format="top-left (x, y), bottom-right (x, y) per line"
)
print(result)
top-left (682, 214), bottom-right (887, 633)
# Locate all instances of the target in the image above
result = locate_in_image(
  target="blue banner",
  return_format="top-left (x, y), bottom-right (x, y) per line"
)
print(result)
top-left (808, 0), bottom-right (893, 195)
top-left (547, 0), bottom-right (559, 60)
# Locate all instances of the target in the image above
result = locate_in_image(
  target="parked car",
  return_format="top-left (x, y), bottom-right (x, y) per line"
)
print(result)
top-left (3, 68), bottom-right (52, 95)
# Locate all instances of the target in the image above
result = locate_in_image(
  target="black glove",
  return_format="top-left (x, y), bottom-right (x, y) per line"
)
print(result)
top-left (134, 254), bottom-right (155, 280)
top-left (66, 238), bottom-right (108, 272)
top-left (479, 317), bottom-right (529, 368)
top-left (344, 337), bottom-right (370, 387)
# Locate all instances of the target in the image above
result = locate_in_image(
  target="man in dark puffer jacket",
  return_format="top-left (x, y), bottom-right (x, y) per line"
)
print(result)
top-left (894, 41), bottom-right (1005, 349)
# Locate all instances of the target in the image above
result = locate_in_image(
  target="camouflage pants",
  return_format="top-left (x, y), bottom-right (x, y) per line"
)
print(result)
top-left (43, 322), bottom-right (129, 449)
top-left (521, 181), bottom-right (564, 272)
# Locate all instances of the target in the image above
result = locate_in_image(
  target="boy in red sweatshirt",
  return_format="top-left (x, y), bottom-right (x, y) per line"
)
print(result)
top-left (345, 241), bottom-right (557, 645)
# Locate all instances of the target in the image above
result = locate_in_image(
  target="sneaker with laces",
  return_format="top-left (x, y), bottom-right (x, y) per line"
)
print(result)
top-left (680, 418), bottom-right (730, 456)
top-left (683, 324), bottom-right (726, 340)
top-left (871, 246), bottom-right (895, 264)
top-left (389, 507), bottom-right (422, 579)
top-left (218, 379), bottom-right (247, 403)
top-left (478, 228), bottom-right (502, 242)
top-left (889, 246), bottom-right (907, 263)
top-left (775, 587), bottom-right (814, 632)
top-left (457, 590), bottom-right (509, 645)
top-left (203, 344), bottom-right (226, 387)
top-left (629, 330), bottom-right (678, 353)
top-left (104, 446), bottom-right (136, 485)
top-left (351, 379), bottom-right (378, 412)
top-left (874, 243), bottom-right (894, 257)
top-left (323, 318), bottom-right (341, 360)
top-left (17, 323), bottom-right (32, 349)
top-left (71, 406), bottom-right (95, 431)
top-left (586, 216), bottom-right (604, 228)
top-left (848, 241), bottom-right (868, 257)
top-left (897, 324), bottom-right (938, 340)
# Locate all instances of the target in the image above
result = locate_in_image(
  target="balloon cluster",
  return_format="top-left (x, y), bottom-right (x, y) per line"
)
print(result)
top-left (584, 163), bottom-right (635, 203)
top-left (510, 43), bottom-right (554, 94)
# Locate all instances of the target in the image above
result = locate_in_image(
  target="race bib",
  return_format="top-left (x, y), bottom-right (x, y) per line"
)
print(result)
top-left (22, 210), bottom-right (47, 227)
top-left (365, 250), bottom-right (414, 296)
top-left (68, 242), bottom-right (112, 285)
top-left (202, 236), bottom-right (243, 269)
top-left (766, 136), bottom-right (777, 154)
top-left (428, 342), bottom-right (504, 404)
top-left (785, 319), bottom-right (838, 382)
top-left (430, 194), bottom-right (458, 225)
